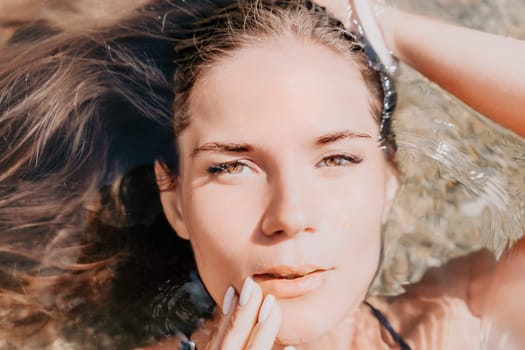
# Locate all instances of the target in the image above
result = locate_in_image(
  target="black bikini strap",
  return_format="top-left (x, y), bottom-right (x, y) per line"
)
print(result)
top-left (365, 301), bottom-right (412, 350)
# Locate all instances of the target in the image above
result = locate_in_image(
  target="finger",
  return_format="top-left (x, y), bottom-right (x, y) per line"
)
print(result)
top-left (208, 286), bottom-right (238, 350)
top-left (246, 295), bottom-right (282, 350)
top-left (220, 277), bottom-right (263, 349)
top-left (313, 0), bottom-right (347, 23)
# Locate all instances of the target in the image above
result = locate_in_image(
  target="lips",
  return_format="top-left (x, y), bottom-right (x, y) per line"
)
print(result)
top-left (254, 264), bottom-right (329, 277)
top-left (254, 269), bottom-right (322, 281)
top-left (253, 265), bottom-right (333, 298)
top-left (259, 273), bottom-right (307, 280)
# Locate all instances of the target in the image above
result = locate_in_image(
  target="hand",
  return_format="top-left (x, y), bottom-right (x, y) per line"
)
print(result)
top-left (313, 0), bottom-right (385, 29)
top-left (314, 0), bottom-right (397, 74)
top-left (313, 0), bottom-right (348, 24)
top-left (205, 277), bottom-right (283, 350)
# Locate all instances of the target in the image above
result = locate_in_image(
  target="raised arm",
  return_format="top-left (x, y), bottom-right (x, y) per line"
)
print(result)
top-left (316, 0), bottom-right (525, 137)
top-left (377, 6), bottom-right (525, 137)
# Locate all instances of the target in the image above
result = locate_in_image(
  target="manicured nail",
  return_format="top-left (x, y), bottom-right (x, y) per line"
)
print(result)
top-left (284, 346), bottom-right (296, 350)
top-left (239, 277), bottom-right (254, 306)
top-left (258, 294), bottom-right (275, 324)
top-left (222, 286), bottom-right (235, 315)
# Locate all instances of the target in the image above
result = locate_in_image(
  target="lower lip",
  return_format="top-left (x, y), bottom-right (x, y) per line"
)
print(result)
top-left (253, 270), bottom-right (331, 299)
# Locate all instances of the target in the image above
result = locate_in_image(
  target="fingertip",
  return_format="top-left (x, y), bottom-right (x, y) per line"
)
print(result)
top-left (222, 286), bottom-right (236, 316)
top-left (272, 298), bottom-right (282, 324)
top-left (245, 296), bottom-right (282, 349)
top-left (257, 294), bottom-right (276, 324)
top-left (252, 279), bottom-right (264, 302)
top-left (239, 277), bottom-right (255, 306)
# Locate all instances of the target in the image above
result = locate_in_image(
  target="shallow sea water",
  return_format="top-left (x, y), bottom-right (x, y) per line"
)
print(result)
top-left (0, 0), bottom-right (524, 348)
top-left (373, 0), bottom-right (525, 295)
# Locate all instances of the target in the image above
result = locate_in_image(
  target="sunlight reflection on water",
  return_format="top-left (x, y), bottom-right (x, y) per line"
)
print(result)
top-left (371, 0), bottom-right (525, 296)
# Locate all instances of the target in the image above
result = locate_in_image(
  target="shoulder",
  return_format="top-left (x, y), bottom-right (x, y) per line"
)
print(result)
top-left (373, 249), bottom-right (496, 349)
top-left (405, 248), bottom-right (495, 315)
top-left (482, 238), bottom-right (525, 348)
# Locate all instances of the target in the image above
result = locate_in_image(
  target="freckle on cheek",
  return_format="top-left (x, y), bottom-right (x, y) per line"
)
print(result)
top-left (340, 218), bottom-right (351, 231)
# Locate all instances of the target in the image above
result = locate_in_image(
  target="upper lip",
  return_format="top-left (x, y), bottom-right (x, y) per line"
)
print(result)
top-left (253, 264), bottom-right (332, 278)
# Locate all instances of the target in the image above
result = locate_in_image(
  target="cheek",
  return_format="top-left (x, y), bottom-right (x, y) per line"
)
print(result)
top-left (322, 159), bottom-right (386, 292)
top-left (181, 182), bottom-right (264, 303)
top-left (329, 157), bottom-right (387, 242)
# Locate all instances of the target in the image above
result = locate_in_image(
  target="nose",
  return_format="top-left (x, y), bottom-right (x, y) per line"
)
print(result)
top-left (260, 171), bottom-right (317, 238)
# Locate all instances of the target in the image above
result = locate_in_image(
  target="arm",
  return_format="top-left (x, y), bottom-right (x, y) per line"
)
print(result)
top-left (482, 239), bottom-right (525, 349)
top-left (377, 7), bottom-right (525, 137)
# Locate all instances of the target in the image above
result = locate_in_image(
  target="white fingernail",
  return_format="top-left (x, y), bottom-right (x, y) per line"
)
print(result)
top-left (239, 277), bottom-right (254, 306)
top-left (222, 286), bottom-right (235, 315)
top-left (284, 346), bottom-right (296, 350)
top-left (258, 294), bottom-right (275, 324)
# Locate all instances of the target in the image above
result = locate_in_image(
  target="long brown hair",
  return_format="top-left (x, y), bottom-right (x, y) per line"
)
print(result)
top-left (0, 4), bottom-right (195, 347)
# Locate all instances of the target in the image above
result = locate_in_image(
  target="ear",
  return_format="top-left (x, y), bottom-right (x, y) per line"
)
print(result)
top-left (154, 160), bottom-right (190, 240)
top-left (381, 165), bottom-right (399, 224)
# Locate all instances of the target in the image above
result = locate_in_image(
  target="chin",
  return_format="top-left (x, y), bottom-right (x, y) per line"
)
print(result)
top-left (276, 322), bottom-right (323, 345)
top-left (275, 296), bottom-right (344, 346)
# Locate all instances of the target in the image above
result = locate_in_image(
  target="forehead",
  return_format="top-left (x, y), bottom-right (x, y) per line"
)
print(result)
top-left (183, 37), bottom-right (377, 144)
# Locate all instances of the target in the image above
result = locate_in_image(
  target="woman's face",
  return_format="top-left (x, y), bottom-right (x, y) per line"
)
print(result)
top-left (160, 37), bottom-right (398, 344)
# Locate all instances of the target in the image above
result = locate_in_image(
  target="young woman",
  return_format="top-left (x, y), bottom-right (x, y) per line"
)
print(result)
top-left (0, 0), bottom-right (523, 349)
top-left (149, 0), bottom-right (524, 349)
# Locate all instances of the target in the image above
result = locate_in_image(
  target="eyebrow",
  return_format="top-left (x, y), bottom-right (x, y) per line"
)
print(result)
top-left (190, 130), bottom-right (371, 158)
top-left (190, 142), bottom-right (253, 158)
top-left (315, 130), bottom-right (372, 145)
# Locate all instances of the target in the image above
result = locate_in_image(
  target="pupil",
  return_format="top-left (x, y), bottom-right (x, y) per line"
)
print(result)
top-left (229, 164), bottom-right (241, 173)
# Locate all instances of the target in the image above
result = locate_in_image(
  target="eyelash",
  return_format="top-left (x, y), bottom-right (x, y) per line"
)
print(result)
top-left (207, 161), bottom-right (248, 175)
top-left (316, 153), bottom-right (363, 168)
top-left (206, 153), bottom-right (362, 175)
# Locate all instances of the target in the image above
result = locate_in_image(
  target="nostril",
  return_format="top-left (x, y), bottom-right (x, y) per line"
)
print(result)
top-left (260, 190), bottom-right (317, 237)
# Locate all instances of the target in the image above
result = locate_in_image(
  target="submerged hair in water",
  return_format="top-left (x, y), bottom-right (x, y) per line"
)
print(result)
top-left (0, 3), bottom-right (184, 347)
